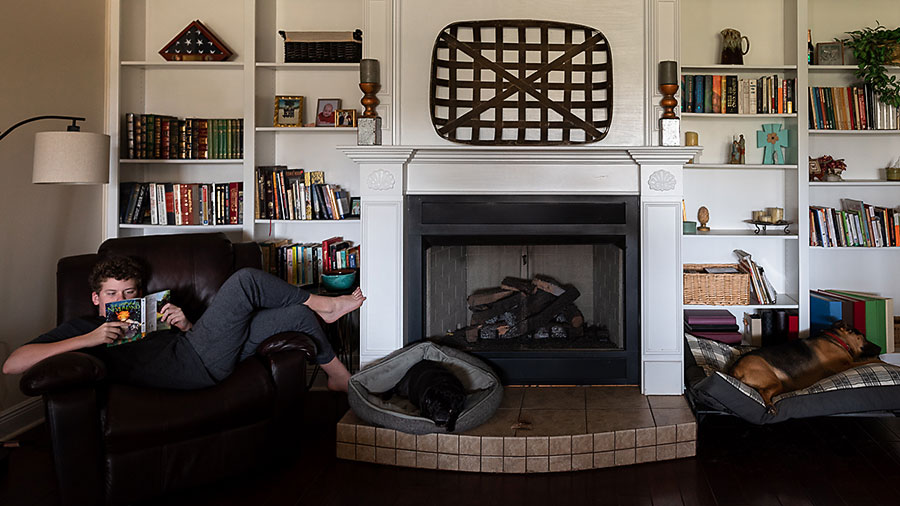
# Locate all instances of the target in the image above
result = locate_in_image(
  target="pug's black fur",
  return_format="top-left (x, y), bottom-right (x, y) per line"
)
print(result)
top-left (382, 360), bottom-right (466, 432)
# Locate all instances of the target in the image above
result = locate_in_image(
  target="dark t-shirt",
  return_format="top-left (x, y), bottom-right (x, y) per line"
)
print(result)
top-left (30, 317), bottom-right (215, 390)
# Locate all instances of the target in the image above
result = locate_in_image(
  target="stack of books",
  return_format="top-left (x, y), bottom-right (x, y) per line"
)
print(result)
top-left (684, 309), bottom-right (742, 344)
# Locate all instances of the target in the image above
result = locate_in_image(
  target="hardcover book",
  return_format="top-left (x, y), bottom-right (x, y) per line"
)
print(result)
top-left (105, 290), bottom-right (172, 346)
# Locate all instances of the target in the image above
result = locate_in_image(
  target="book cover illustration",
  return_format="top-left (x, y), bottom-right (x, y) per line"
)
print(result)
top-left (105, 289), bottom-right (171, 346)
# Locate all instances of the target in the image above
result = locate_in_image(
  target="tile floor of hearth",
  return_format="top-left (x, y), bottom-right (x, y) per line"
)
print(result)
top-left (336, 386), bottom-right (696, 473)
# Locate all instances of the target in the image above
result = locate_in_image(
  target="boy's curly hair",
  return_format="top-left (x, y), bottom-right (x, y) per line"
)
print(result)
top-left (89, 256), bottom-right (143, 293)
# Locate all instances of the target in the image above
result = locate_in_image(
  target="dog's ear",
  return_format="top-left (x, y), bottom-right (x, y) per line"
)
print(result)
top-left (830, 320), bottom-right (847, 331)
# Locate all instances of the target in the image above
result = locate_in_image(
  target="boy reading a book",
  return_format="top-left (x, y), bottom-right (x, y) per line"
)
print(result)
top-left (2, 256), bottom-right (363, 392)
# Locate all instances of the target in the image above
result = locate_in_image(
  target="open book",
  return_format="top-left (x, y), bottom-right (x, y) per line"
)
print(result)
top-left (104, 289), bottom-right (171, 346)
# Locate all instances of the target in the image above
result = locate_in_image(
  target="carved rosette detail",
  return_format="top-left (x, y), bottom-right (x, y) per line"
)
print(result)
top-left (647, 169), bottom-right (677, 192)
top-left (367, 169), bottom-right (395, 191)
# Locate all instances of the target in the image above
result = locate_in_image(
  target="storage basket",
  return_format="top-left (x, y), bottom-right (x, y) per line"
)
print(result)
top-left (683, 263), bottom-right (750, 306)
top-left (279, 30), bottom-right (362, 63)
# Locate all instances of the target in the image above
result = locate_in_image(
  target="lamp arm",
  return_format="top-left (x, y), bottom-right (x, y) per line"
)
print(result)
top-left (0, 115), bottom-right (86, 142)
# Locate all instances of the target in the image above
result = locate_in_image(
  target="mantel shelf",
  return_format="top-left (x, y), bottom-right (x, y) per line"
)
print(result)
top-left (686, 163), bottom-right (798, 170)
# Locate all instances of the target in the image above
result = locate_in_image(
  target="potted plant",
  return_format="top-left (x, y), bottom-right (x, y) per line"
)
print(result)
top-left (843, 23), bottom-right (900, 108)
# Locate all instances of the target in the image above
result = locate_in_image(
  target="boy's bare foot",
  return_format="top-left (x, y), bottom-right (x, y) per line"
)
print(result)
top-left (307, 288), bottom-right (366, 324)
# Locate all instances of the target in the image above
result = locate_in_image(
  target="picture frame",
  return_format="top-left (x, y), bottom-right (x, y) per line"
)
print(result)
top-left (350, 197), bottom-right (361, 217)
top-left (808, 157), bottom-right (823, 181)
top-left (274, 96), bottom-right (304, 127)
top-left (815, 42), bottom-right (844, 65)
top-left (316, 98), bottom-right (342, 127)
top-left (335, 109), bottom-right (357, 127)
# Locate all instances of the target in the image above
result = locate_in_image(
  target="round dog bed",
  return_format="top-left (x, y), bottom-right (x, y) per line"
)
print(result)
top-left (348, 342), bottom-right (503, 434)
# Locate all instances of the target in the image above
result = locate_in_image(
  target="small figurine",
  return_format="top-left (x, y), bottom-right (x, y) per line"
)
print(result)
top-left (698, 206), bottom-right (710, 232)
top-left (729, 136), bottom-right (741, 164)
top-left (738, 134), bottom-right (746, 164)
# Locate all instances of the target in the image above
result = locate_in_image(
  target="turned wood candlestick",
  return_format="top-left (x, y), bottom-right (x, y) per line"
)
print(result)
top-left (660, 83), bottom-right (679, 119)
top-left (360, 82), bottom-right (381, 118)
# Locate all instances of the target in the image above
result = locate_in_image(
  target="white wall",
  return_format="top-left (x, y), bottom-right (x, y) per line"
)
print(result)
top-left (0, 0), bottom-right (107, 413)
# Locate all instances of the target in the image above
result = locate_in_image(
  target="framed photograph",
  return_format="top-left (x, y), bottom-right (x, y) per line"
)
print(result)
top-left (808, 158), bottom-right (823, 181)
top-left (816, 42), bottom-right (844, 65)
top-left (274, 96), bottom-right (303, 127)
top-left (350, 197), bottom-right (361, 217)
top-left (316, 98), bottom-right (342, 127)
top-left (336, 109), bottom-right (357, 127)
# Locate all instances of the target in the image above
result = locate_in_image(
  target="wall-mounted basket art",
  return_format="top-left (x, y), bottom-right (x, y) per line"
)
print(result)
top-left (430, 20), bottom-right (613, 146)
top-left (159, 20), bottom-right (233, 62)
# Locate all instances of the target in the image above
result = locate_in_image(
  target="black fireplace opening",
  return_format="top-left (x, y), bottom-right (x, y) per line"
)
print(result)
top-left (406, 195), bottom-right (640, 385)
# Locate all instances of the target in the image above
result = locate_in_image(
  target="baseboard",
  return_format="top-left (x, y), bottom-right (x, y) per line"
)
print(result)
top-left (0, 398), bottom-right (44, 440)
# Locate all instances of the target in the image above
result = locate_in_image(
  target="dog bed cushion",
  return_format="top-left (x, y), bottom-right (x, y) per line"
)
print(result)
top-left (685, 333), bottom-right (900, 424)
top-left (348, 341), bottom-right (503, 434)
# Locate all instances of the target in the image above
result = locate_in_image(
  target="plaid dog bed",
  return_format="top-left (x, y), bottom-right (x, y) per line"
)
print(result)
top-left (685, 333), bottom-right (900, 424)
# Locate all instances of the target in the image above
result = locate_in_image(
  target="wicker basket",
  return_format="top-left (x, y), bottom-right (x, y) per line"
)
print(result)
top-left (683, 263), bottom-right (750, 306)
top-left (279, 30), bottom-right (362, 63)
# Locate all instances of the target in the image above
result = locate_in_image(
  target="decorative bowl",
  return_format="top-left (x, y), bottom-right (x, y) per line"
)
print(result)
top-left (321, 269), bottom-right (357, 292)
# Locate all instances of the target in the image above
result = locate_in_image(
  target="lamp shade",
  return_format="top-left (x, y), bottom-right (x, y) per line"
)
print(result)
top-left (33, 131), bottom-right (109, 184)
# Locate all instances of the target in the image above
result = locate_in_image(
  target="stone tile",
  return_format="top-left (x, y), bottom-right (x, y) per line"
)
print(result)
top-left (503, 456), bottom-right (526, 473)
top-left (357, 445), bottom-right (376, 463)
top-left (522, 387), bottom-right (585, 410)
top-left (416, 433), bottom-right (437, 452)
top-left (336, 423), bottom-right (356, 443)
top-left (481, 456), bottom-right (503, 473)
top-left (376, 428), bottom-right (396, 448)
top-left (459, 435), bottom-right (481, 455)
top-left (515, 409), bottom-right (586, 436)
top-left (549, 435), bottom-right (572, 456)
top-left (615, 448), bottom-right (636, 466)
top-left (636, 446), bottom-right (656, 464)
top-left (550, 455), bottom-right (572, 472)
top-left (648, 395), bottom-right (689, 410)
top-left (652, 408), bottom-right (696, 427)
top-left (677, 441), bottom-right (697, 458)
top-left (482, 436), bottom-right (503, 456)
top-left (526, 456), bottom-right (549, 473)
top-left (677, 422), bottom-right (698, 442)
top-left (657, 425), bottom-right (677, 445)
top-left (336, 442), bottom-right (355, 460)
top-left (593, 451), bottom-right (615, 469)
top-left (438, 453), bottom-right (459, 471)
top-left (585, 386), bottom-right (649, 409)
top-left (416, 452), bottom-right (437, 469)
top-left (572, 453), bottom-right (593, 470)
top-left (615, 430), bottom-right (635, 450)
top-left (460, 408), bottom-right (519, 437)
top-left (459, 455), bottom-right (481, 472)
top-left (438, 434), bottom-right (459, 454)
top-left (593, 432), bottom-right (615, 452)
top-left (499, 386), bottom-right (525, 409)
top-left (526, 436), bottom-right (549, 456)
top-left (357, 426), bottom-right (375, 446)
top-left (376, 447), bottom-right (396, 465)
top-left (572, 434), bottom-right (593, 454)
top-left (396, 449), bottom-right (416, 467)
top-left (657, 443), bottom-right (677, 461)
top-left (636, 427), bottom-right (656, 447)
top-left (586, 409), bottom-right (655, 433)
top-left (504, 437), bottom-right (526, 456)
top-left (396, 431), bottom-right (416, 451)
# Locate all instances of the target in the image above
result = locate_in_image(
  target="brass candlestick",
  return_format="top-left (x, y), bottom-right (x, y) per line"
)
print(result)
top-left (660, 83), bottom-right (679, 119)
top-left (359, 82), bottom-right (381, 118)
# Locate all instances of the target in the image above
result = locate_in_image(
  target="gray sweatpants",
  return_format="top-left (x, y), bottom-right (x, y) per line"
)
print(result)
top-left (185, 267), bottom-right (335, 382)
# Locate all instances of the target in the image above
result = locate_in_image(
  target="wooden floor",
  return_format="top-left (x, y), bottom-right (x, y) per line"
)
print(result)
top-left (3, 392), bottom-right (900, 506)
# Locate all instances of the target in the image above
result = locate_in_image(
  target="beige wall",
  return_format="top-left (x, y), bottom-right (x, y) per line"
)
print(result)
top-left (0, 0), bottom-right (107, 412)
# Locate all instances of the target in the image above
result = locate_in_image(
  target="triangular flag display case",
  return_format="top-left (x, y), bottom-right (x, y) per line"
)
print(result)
top-left (159, 20), bottom-right (233, 61)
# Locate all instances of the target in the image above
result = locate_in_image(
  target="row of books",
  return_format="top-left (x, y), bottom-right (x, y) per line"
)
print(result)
top-left (809, 199), bottom-right (900, 248)
top-left (733, 249), bottom-right (777, 305)
top-left (255, 167), bottom-right (353, 221)
top-left (681, 74), bottom-right (797, 115)
top-left (808, 85), bottom-right (900, 130)
top-left (810, 289), bottom-right (894, 353)
top-left (124, 113), bottom-right (244, 160)
top-left (260, 236), bottom-right (359, 287)
top-left (119, 182), bottom-right (243, 226)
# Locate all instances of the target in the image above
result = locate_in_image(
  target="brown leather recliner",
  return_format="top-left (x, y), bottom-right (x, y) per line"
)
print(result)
top-left (19, 233), bottom-right (316, 506)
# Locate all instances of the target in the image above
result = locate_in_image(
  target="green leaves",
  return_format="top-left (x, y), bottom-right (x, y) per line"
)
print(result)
top-left (843, 23), bottom-right (900, 108)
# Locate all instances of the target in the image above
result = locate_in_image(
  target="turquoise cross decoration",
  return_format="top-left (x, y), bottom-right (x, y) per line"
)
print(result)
top-left (757, 124), bottom-right (790, 165)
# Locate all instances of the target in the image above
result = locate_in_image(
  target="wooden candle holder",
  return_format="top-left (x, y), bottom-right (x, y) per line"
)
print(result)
top-left (360, 82), bottom-right (381, 118)
top-left (660, 83), bottom-right (679, 119)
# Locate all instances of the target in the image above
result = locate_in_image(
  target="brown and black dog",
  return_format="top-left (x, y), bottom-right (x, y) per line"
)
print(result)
top-left (727, 321), bottom-right (883, 413)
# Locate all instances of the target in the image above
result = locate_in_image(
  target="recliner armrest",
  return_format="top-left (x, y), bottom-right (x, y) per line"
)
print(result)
top-left (20, 352), bottom-right (107, 397)
top-left (256, 332), bottom-right (317, 363)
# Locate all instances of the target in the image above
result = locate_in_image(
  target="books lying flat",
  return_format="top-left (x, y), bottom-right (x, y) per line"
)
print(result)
top-left (688, 331), bottom-right (743, 345)
top-left (684, 309), bottom-right (736, 325)
top-left (684, 323), bottom-right (740, 332)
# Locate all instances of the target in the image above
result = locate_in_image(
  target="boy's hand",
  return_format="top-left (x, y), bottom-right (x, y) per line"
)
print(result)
top-left (81, 321), bottom-right (129, 346)
top-left (160, 303), bottom-right (193, 331)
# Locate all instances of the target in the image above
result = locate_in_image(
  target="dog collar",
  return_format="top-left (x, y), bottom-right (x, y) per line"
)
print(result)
top-left (824, 331), bottom-right (852, 354)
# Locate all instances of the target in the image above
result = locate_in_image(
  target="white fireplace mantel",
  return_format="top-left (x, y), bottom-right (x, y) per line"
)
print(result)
top-left (341, 145), bottom-right (700, 395)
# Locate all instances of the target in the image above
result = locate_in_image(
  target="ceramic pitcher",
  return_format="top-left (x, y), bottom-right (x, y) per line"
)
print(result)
top-left (720, 28), bottom-right (750, 64)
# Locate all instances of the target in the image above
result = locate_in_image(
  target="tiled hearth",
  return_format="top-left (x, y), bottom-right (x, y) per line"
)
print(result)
top-left (336, 386), bottom-right (697, 473)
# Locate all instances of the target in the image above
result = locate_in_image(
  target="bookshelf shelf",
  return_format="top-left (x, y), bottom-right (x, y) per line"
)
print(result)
top-left (809, 180), bottom-right (900, 187)
top-left (809, 130), bottom-right (900, 135)
top-left (255, 127), bottom-right (359, 133)
top-left (810, 246), bottom-right (900, 250)
top-left (254, 218), bottom-right (360, 225)
top-left (256, 62), bottom-right (359, 70)
top-left (682, 113), bottom-right (797, 118)
top-left (685, 294), bottom-right (800, 310)
top-left (681, 64), bottom-right (798, 72)
top-left (119, 159), bottom-right (243, 164)
top-left (809, 65), bottom-right (900, 73)
top-left (684, 229), bottom-right (799, 239)
top-left (120, 61), bottom-right (244, 69)
top-left (119, 224), bottom-right (243, 231)
top-left (685, 163), bottom-right (798, 170)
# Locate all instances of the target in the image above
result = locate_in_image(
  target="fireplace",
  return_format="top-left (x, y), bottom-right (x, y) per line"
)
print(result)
top-left (406, 194), bottom-right (640, 384)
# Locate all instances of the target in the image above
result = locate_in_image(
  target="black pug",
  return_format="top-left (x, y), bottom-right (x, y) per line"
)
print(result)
top-left (381, 360), bottom-right (467, 432)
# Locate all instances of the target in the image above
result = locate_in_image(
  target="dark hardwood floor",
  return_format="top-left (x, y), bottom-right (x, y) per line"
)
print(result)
top-left (3, 393), bottom-right (900, 506)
